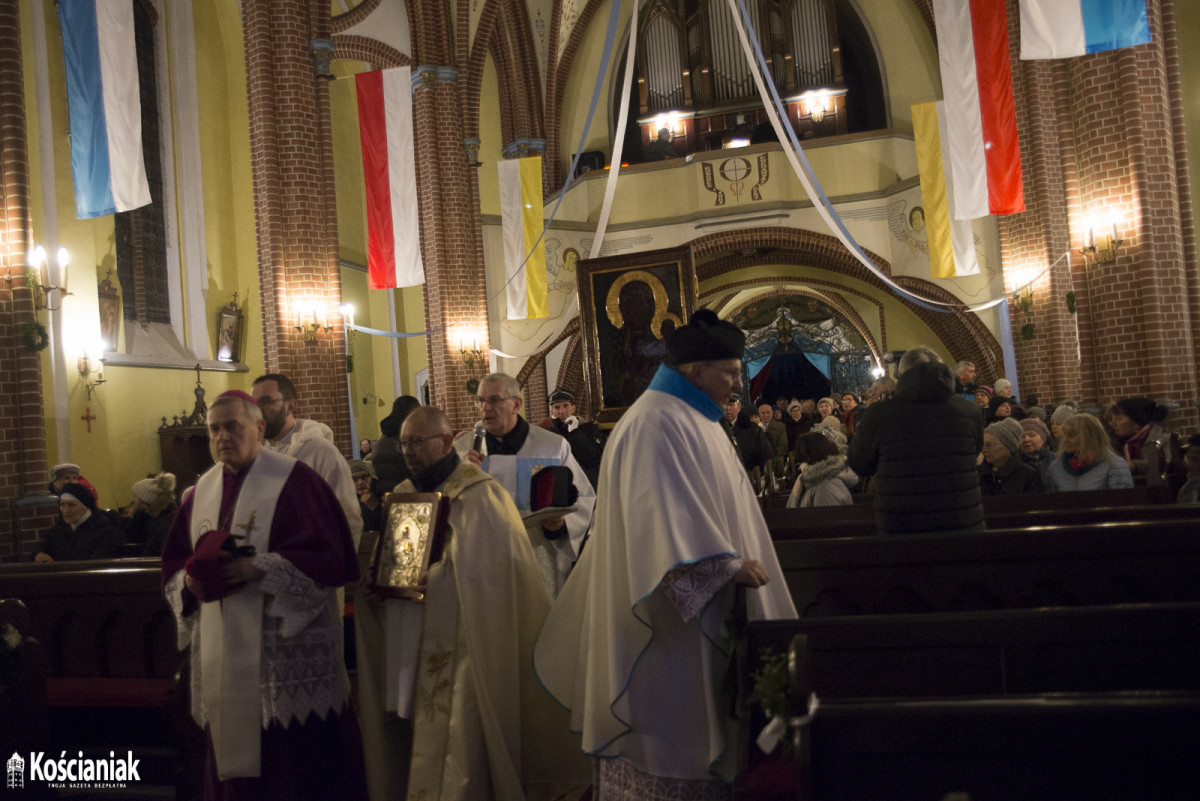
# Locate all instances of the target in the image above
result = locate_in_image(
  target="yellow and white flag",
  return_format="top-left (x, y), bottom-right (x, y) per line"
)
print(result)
top-left (498, 157), bottom-right (548, 319)
top-left (913, 101), bottom-right (980, 278)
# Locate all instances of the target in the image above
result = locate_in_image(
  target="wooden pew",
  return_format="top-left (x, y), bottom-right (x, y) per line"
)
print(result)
top-left (776, 518), bottom-right (1200, 616)
top-left (0, 558), bottom-right (180, 708)
top-left (736, 601), bottom-right (1200, 800)
top-left (762, 485), bottom-right (1187, 540)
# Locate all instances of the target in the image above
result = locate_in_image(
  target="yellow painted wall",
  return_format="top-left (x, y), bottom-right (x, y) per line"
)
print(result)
top-left (556, 0), bottom-right (626, 181)
top-left (477, 54), bottom-right (504, 216)
top-left (27, 0), bottom-right (261, 506)
top-left (854, 0), bottom-right (940, 132)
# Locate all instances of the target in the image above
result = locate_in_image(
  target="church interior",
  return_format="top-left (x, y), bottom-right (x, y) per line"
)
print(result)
top-left (2, 0), bottom-right (1200, 797)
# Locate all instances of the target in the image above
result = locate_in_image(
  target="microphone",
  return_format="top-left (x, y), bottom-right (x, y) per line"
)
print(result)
top-left (472, 422), bottom-right (485, 454)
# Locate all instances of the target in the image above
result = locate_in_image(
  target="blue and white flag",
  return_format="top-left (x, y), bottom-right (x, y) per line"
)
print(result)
top-left (59, 0), bottom-right (152, 219)
top-left (1019, 0), bottom-right (1150, 60)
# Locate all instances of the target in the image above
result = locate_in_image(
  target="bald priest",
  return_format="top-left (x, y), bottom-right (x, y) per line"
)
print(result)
top-left (161, 390), bottom-right (367, 801)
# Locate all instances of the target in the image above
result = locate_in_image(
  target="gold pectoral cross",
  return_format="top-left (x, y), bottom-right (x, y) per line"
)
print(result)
top-left (236, 511), bottom-right (258, 539)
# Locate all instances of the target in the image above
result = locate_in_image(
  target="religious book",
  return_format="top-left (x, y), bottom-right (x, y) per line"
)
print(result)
top-left (366, 492), bottom-right (449, 600)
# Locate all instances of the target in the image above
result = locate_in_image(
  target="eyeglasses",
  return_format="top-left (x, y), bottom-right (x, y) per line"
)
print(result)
top-left (473, 395), bottom-right (516, 407)
top-left (399, 434), bottom-right (446, 448)
top-left (256, 396), bottom-right (284, 407)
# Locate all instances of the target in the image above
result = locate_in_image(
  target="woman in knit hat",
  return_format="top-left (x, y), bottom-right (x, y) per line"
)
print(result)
top-left (34, 482), bottom-right (118, 563)
top-left (1018, 418), bottom-right (1054, 482)
top-left (993, 378), bottom-right (1014, 399)
top-left (786, 430), bottom-right (857, 508)
top-left (1049, 403), bottom-right (1076, 450)
top-left (979, 418), bottom-right (1042, 495)
top-left (1108, 396), bottom-right (1170, 475)
top-left (783, 398), bottom-right (811, 450)
top-left (1045, 413), bottom-right (1134, 492)
top-left (127, 473), bottom-right (177, 556)
top-left (983, 394), bottom-right (1014, 426)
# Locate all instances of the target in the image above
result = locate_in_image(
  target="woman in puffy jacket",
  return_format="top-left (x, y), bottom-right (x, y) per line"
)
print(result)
top-left (787, 430), bottom-right (857, 508)
top-left (1044, 413), bottom-right (1133, 492)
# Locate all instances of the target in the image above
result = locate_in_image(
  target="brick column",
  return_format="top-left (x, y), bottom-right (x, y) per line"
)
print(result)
top-left (1003, 0), bottom-right (1198, 428)
top-left (411, 66), bottom-right (490, 430)
top-left (241, 0), bottom-right (352, 451)
top-left (0, 0), bottom-right (54, 559)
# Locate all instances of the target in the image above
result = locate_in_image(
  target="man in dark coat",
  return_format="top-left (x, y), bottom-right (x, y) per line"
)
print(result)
top-left (722, 395), bottom-right (771, 475)
top-left (848, 346), bottom-right (985, 534)
top-left (543, 387), bottom-right (607, 490)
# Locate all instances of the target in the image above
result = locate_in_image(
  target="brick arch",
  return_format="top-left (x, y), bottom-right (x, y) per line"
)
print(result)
top-left (688, 227), bottom-right (1001, 376)
top-left (556, 332), bottom-right (593, 420)
top-left (332, 0), bottom-right (382, 31)
top-left (333, 35), bottom-right (410, 68)
top-left (488, 0), bottom-right (545, 141)
top-left (894, 276), bottom-right (1003, 381)
top-left (407, 0), bottom-right (453, 65)
top-left (514, 315), bottom-right (581, 387)
top-left (716, 286), bottom-right (884, 366)
top-left (460, 0), bottom-right (515, 139)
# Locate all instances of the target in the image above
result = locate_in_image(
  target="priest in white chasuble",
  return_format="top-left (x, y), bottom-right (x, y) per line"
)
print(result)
top-left (161, 390), bottom-right (367, 801)
top-left (395, 406), bottom-right (590, 801)
top-left (535, 310), bottom-right (798, 800)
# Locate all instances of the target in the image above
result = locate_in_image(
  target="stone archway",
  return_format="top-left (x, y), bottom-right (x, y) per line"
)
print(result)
top-left (689, 227), bottom-right (1003, 379)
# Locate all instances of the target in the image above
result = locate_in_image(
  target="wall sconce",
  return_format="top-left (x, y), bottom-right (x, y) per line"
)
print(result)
top-left (1081, 220), bottom-right (1124, 265)
top-left (5, 244), bottom-right (71, 312)
top-left (78, 345), bottom-right (106, 400)
top-left (294, 299), bottom-right (331, 342)
top-left (460, 340), bottom-right (483, 371)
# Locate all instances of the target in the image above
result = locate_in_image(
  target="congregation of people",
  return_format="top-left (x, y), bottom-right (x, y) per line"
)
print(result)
top-left (25, 338), bottom-right (1200, 801)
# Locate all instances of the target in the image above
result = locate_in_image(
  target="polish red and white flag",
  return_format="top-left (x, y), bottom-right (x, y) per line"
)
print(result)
top-left (355, 66), bottom-right (424, 289)
top-left (932, 0), bottom-right (1025, 220)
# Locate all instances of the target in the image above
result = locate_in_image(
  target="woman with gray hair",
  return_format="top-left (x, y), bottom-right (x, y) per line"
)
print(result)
top-left (1044, 413), bottom-right (1133, 492)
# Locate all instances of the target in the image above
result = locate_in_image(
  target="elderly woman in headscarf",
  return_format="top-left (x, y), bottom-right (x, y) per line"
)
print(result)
top-left (1045, 412), bottom-right (1134, 492)
top-left (786, 429), bottom-right (858, 508)
top-left (979, 418), bottom-right (1042, 495)
top-left (125, 472), bottom-right (177, 556)
top-left (1108, 396), bottom-right (1170, 475)
top-left (35, 482), bottom-right (118, 563)
top-left (1018, 418), bottom-right (1054, 483)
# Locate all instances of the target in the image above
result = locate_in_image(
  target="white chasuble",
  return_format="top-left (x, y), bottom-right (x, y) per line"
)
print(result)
top-left (190, 450), bottom-right (292, 779)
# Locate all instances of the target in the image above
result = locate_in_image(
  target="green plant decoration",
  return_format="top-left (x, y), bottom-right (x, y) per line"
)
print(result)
top-left (1021, 322), bottom-right (1035, 340)
top-left (749, 647), bottom-right (794, 755)
top-left (1066, 291), bottom-right (1076, 314)
top-left (21, 320), bottom-right (49, 352)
